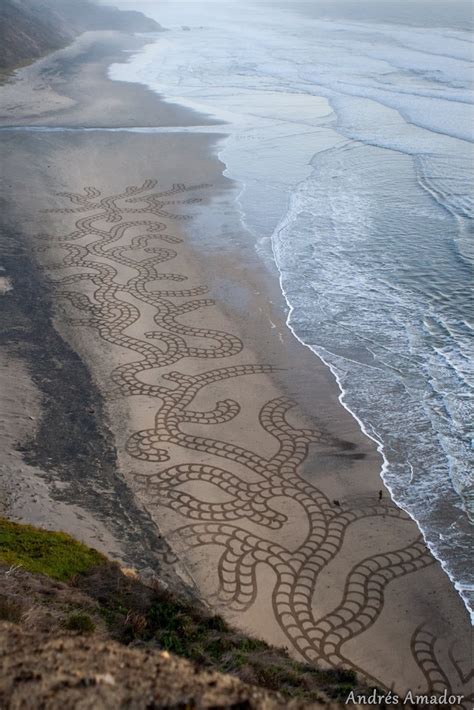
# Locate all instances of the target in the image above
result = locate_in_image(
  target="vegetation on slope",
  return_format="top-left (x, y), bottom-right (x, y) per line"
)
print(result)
top-left (0, 518), bottom-right (106, 580)
top-left (0, 518), bottom-right (368, 705)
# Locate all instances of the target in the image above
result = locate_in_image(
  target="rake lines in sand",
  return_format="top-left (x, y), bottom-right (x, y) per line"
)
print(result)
top-left (41, 181), bottom-right (460, 696)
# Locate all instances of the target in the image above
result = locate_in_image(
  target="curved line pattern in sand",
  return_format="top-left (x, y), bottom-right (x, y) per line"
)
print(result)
top-left (41, 182), bottom-right (470, 702)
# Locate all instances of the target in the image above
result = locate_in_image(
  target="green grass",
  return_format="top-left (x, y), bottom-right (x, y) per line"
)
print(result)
top-left (0, 518), bottom-right (368, 703)
top-left (0, 518), bottom-right (106, 581)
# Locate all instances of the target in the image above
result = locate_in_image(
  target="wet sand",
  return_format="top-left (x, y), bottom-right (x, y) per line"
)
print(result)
top-left (0, 30), bottom-right (471, 700)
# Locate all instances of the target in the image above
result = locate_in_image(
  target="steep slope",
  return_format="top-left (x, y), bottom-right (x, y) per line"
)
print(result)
top-left (0, 623), bottom-right (307, 710)
top-left (0, 519), bottom-right (373, 708)
top-left (0, 0), bottom-right (160, 72)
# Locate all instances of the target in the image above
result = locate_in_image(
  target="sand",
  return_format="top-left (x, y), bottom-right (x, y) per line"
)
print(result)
top-left (0, 30), bottom-right (471, 702)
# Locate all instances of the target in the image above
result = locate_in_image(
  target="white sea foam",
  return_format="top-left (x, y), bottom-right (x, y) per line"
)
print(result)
top-left (109, 0), bottom-right (474, 619)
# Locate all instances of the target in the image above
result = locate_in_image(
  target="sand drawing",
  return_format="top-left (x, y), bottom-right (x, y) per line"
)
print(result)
top-left (40, 181), bottom-right (471, 703)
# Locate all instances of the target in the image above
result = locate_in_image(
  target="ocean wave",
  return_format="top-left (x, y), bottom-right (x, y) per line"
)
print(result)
top-left (109, 0), bottom-right (474, 619)
top-left (270, 140), bottom-right (473, 616)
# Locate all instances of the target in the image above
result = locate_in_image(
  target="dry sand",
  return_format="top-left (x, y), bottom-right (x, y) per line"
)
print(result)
top-left (0, 31), bottom-right (471, 702)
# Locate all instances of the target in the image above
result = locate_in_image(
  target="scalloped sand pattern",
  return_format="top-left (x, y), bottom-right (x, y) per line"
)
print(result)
top-left (39, 181), bottom-right (472, 703)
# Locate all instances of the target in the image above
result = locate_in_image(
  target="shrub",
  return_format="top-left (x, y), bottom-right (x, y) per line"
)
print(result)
top-left (0, 594), bottom-right (23, 623)
top-left (63, 612), bottom-right (96, 634)
top-left (123, 609), bottom-right (147, 640)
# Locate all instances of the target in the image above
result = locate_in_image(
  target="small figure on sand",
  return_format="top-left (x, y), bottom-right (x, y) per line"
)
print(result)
top-left (332, 499), bottom-right (341, 507)
top-left (378, 490), bottom-right (383, 501)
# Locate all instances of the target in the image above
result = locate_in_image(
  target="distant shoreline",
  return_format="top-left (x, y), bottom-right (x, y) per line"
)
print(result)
top-left (0, 0), bottom-right (160, 76)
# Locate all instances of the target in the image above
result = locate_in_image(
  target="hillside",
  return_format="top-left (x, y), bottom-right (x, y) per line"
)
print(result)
top-left (0, 518), bottom-right (372, 708)
top-left (0, 0), bottom-right (161, 72)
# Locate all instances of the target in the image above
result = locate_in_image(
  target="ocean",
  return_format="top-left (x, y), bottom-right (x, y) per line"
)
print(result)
top-left (109, 0), bottom-right (474, 618)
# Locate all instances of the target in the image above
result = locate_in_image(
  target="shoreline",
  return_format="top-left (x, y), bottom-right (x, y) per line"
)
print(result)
top-left (0, 30), bottom-right (471, 698)
top-left (106, 8), bottom-right (474, 620)
top-left (111, 53), bottom-right (474, 621)
top-left (273, 237), bottom-right (474, 622)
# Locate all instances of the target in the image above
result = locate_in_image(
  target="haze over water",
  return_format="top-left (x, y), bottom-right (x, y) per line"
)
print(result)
top-left (110, 0), bottom-right (474, 616)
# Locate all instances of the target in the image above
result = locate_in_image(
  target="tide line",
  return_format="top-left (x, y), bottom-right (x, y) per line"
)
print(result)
top-left (0, 125), bottom-right (227, 133)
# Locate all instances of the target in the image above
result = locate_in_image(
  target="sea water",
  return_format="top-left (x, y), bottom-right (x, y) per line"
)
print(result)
top-left (109, 0), bottom-right (474, 618)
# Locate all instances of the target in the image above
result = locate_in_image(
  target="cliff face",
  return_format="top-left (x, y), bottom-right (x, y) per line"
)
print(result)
top-left (0, 0), bottom-right (161, 72)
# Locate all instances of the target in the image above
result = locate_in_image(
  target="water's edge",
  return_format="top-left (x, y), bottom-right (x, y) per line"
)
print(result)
top-left (269, 207), bottom-right (474, 623)
top-left (103, 11), bottom-right (473, 621)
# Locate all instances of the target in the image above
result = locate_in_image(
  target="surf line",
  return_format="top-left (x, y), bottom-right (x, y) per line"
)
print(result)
top-left (270, 208), bottom-right (474, 625)
top-left (0, 125), bottom-right (225, 133)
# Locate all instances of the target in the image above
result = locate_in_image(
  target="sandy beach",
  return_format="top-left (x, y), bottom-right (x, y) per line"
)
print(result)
top-left (0, 30), bottom-right (471, 701)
